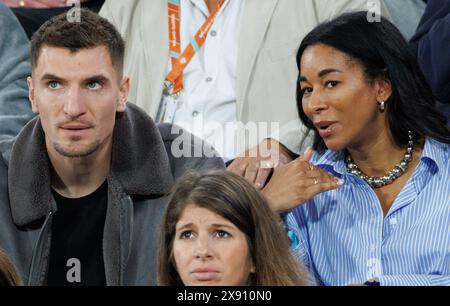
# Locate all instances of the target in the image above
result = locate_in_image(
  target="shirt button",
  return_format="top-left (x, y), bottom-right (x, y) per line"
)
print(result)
top-left (192, 111), bottom-right (199, 117)
top-left (205, 77), bottom-right (213, 83)
top-left (210, 30), bottom-right (217, 37)
top-left (390, 218), bottom-right (397, 225)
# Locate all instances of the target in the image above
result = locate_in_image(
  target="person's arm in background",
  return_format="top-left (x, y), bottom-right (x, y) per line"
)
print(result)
top-left (0, 3), bottom-right (35, 137)
top-left (411, 0), bottom-right (450, 103)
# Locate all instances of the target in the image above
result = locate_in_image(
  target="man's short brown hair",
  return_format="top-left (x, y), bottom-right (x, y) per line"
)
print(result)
top-left (30, 8), bottom-right (125, 76)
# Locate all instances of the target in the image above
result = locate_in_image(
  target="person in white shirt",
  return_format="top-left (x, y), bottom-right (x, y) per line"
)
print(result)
top-left (159, 0), bottom-right (244, 161)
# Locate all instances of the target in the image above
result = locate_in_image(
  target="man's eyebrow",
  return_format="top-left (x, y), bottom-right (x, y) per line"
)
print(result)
top-left (40, 74), bottom-right (110, 83)
top-left (83, 75), bottom-right (110, 83)
top-left (40, 74), bottom-right (64, 81)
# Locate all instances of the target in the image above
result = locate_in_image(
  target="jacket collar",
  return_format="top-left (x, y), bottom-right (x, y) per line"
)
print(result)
top-left (7, 103), bottom-right (174, 227)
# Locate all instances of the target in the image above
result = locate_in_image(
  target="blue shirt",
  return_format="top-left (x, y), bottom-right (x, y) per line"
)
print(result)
top-left (285, 138), bottom-right (450, 286)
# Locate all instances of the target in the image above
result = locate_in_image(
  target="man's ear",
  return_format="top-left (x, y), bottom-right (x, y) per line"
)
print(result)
top-left (117, 76), bottom-right (130, 112)
top-left (27, 76), bottom-right (39, 114)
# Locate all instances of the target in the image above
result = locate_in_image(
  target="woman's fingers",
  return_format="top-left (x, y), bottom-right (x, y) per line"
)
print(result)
top-left (296, 165), bottom-right (344, 196)
top-left (262, 148), bottom-right (345, 213)
top-left (303, 177), bottom-right (343, 198)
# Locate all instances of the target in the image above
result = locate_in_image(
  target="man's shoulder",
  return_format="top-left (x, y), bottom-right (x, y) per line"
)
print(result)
top-left (156, 123), bottom-right (218, 157)
top-left (156, 123), bottom-right (225, 177)
top-left (156, 123), bottom-right (181, 143)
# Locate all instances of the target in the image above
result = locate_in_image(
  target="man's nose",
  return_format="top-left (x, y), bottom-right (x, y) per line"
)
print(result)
top-left (63, 87), bottom-right (87, 118)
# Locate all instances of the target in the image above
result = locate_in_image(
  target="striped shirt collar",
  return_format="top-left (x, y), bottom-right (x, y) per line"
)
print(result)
top-left (419, 137), bottom-right (448, 172)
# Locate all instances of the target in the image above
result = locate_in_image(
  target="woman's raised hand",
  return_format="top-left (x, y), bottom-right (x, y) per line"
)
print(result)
top-left (262, 147), bottom-right (344, 213)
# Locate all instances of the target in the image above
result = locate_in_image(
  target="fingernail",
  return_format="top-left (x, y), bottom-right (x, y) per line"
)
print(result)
top-left (255, 182), bottom-right (262, 189)
top-left (303, 146), bottom-right (312, 155)
top-left (336, 179), bottom-right (344, 186)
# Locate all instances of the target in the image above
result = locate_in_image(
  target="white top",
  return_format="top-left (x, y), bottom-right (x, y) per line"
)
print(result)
top-left (160, 0), bottom-right (244, 161)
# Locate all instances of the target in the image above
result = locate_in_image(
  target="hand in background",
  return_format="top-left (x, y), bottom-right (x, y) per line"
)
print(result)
top-left (227, 138), bottom-right (295, 189)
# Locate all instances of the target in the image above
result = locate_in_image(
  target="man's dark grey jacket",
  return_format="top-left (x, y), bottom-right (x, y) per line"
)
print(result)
top-left (0, 103), bottom-right (224, 285)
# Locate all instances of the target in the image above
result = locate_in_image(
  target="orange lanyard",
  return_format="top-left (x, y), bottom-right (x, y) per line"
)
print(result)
top-left (165, 0), bottom-right (226, 96)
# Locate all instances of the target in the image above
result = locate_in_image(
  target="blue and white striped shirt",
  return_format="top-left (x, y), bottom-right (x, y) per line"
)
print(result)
top-left (285, 138), bottom-right (450, 286)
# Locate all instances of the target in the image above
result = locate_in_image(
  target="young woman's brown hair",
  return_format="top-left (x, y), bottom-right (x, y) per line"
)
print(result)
top-left (0, 249), bottom-right (21, 286)
top-left (157, 170), bottom-right (306, 286)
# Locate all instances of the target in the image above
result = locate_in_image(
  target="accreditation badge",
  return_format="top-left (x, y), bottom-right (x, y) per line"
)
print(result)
top-left (156, 92), bottom-right (180, 124)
